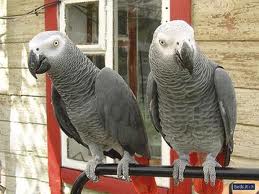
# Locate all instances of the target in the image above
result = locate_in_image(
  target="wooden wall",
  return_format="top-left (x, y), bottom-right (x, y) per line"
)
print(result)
top-left (0, 0), bottom-right (258, 193)
top-left (192, 0), bottom-right (259, 166)
top-left (0, 0), bottom-right (49, 193)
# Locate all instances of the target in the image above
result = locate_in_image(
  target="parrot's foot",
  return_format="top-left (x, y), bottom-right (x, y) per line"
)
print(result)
top-left (85, 158), bottom-right (102, 182)
top-left (172, 155), bottom-right (190, 185)
top-left (117, 151), bottom-right (137, 181)
top-left (202, 154), bottom-right (221, 186)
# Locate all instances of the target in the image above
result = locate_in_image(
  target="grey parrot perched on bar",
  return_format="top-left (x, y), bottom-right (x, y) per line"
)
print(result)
top-left (28, 31), bottom-right (157, 193)
top-left (147, 20), bottom-right (236, 186)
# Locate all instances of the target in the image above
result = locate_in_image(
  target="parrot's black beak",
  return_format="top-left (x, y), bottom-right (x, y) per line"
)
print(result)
top-left (28, 50), bottom-right (51, 79)
top-left (176, 42), bottom-right (194, 75)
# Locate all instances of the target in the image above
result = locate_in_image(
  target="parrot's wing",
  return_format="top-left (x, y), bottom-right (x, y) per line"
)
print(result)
top-left (146, 72), bottom-right (162, 133)
top-left (214, 67), bottom-right (237, 166)
top-left (95, 67), bottom-right (150, 158)
top-left (52, 85), bottom-right (121, 159)
top-left (146, 72), bottom-right (171, 147)
top-left (51, 85), bottom-right (88, 147)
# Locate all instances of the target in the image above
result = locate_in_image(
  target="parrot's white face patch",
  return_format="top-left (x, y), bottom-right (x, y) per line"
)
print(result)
top-left (152, 20), bottom-right (196, 57)
top-left (29, 31), bottom-right (66, 59)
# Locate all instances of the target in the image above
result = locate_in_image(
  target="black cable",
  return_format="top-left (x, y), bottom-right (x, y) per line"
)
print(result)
top-left (71, 172), bottom-right (88, 194)
top-left (0, 0), bottom-right (61, 19)
top-left (229, 182), bottom-right (234, 194)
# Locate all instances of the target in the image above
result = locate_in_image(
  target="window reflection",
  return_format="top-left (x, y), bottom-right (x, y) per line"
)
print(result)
top-left (114, 0), bottom-right (162, 165)
top-left (67, 138), bottom-right (91, 161)
top-left (65, 2), bottom-right (99, 45)
top-left (87, 54), bottom-right (105, 69)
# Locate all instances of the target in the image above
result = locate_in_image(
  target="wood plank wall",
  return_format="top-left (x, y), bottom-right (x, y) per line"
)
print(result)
top-left (1, 0), bottom-right (258, 193)
top-left (0, 1), bottom-right (49, 193)
top-left (192, 0), bottom-right (259, 165)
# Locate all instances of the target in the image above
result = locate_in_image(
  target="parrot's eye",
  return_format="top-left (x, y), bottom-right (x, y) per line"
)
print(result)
top-left (159, 40), bottom-right (166, 46)
top-left (53, 40), bottom-right (59, 47)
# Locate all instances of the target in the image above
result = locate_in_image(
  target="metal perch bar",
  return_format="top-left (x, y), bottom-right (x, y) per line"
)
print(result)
top-left (71, 164), bottom-right (259, 194)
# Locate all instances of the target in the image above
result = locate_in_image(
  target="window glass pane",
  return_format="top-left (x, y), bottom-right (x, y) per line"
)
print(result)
top-left (65, 1), bottom-right (99, 45)
top-left (88, 54), bottom-right (105, 69)
top-left (67, 138), bottom-right (91, 161)
top-left (118, 47), bottom-right (128, 82)
top-left (114, 0), bottom-right (162, 165)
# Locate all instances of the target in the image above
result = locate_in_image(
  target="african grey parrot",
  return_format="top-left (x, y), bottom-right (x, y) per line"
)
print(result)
top-left (147, 20), bottom-right (236, 185)
top-left (27, 31), bottom-right (157, 192)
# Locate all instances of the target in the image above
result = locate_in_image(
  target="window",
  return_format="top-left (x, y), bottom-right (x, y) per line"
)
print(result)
top-left (114, 0), bottom-right (164, 163)
top-left (59, 0), bottom-right (108, 54)
top-left (65, 1), bottom-right (99, 45)
top-left (113, 0), bottom-right (170, 187)
top-left (59, 0), bottom-right (170, 188)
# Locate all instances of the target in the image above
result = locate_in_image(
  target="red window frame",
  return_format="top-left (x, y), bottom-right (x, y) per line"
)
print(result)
top-left (44, 0), bottom-right (191, 193)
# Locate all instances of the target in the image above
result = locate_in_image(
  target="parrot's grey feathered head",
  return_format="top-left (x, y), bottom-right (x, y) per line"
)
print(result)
top-left (28, 31), bottom-right (74, 78)
top-left (149, 20), bottom-right (196, 75)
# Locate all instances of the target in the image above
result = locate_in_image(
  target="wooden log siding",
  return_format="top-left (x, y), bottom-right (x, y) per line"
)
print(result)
top-left (198, 41), bottom-right (259, 90)
top-left (0, 69), bottom-right (46, 96)
top-left (192, 0), bottom-right (259, 165)
top-left (1, 176), bottom-right (49, 194)
top-left (0, 42), bottom-right (46, 96)
top-left (0, 95), bottom-right (46, 124)
top-left (233, 125), bottom-right (259, 160)
top-left (2, 152), bottom-right (48, 181)
top-left (0, 0), bottom-right (48, 193)
top-left (0, 121), bottom-right (47, 155)
top-left (192, 0), bottom-right (259, 41)
top-left (0, 43), bottom-right (31, 68)
top-left (0, 15), bottom-right (45, 44)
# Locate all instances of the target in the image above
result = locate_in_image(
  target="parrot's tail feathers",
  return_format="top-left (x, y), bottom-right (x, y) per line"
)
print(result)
top-left (193, 178), bottom-right (223, 194)
top-left (131, 156), bottom-right (158, 194)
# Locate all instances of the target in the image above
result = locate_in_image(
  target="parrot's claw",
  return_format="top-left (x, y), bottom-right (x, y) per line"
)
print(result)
top-left (202, 156), bottom-right (221, 186)
top-left (117, 152), bottom-right (137, 181)
top-left (85, 159), bottom-right (102, 182)
top-left (172, 158), bottom-right (189, 185)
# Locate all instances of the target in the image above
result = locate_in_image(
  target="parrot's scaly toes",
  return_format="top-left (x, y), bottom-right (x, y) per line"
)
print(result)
top-left (116, 162), bottom-right (124, 179)
top-left (85, 159), bottom-right (101, 182)
top-left (117, 160), bottom-right (130, 181)
top-left (172, 158), bottom-right (189, 184)
top-left (202, 158), bottom-right (221, 186)
top-left (117, 154), bottom-right (136, 181)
